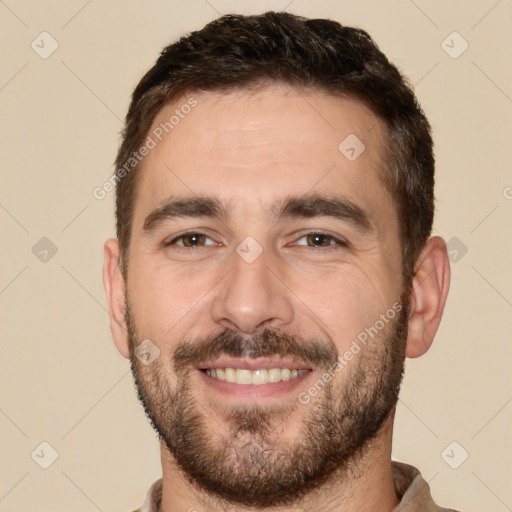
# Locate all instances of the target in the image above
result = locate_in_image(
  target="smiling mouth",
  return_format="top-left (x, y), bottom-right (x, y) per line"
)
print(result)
top-left (201, 367), bottom-right (309, 385)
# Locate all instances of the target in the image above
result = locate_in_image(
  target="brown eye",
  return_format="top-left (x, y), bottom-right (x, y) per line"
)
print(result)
top-left (180, 233), bottom-right (207, 247)
top-left (165, 232), bottom-right (215, 248)
top-left (293, 232), bottom-right (348, 251)
top-left (306, 233), bottom-right (333, 247)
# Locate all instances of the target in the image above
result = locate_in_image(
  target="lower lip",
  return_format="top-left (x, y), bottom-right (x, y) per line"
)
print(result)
top-left (197, 369), bottom-right (313, 400)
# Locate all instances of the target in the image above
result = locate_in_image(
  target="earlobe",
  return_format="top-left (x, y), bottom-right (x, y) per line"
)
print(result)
top-left (103, 238), bottom-right (131, 359)
top-left (405, 236), bottom-right (451, 358)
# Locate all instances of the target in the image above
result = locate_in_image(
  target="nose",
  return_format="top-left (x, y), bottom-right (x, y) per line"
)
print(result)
top-left (210, 247), bottom-right (294, 334)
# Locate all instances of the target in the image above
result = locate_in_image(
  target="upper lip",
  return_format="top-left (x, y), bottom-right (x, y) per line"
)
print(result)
top-left (197, 357), bottom-right (312, 371)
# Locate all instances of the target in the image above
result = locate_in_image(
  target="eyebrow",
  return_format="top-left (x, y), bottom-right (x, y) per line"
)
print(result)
top-left (277, 194), bottom-right (372, 232)
top-left (142, 193), bottom-right (373, 234)
top-left (143, 196), bottom-right (228, 233)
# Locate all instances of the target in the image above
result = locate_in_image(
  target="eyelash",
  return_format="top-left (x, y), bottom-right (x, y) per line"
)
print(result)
top-left (163, 230), bottom-right (348, 252)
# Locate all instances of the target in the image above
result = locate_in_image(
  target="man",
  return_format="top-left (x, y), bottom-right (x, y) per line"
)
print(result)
top-left (103, 11), bottom-right (457, 512)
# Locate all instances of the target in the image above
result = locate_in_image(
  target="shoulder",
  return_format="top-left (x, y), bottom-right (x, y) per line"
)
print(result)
top-left (392, 461), bottom-right (463, 512)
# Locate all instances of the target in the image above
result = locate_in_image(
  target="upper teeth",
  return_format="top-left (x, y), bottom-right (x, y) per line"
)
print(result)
top-left (205, 368), bottom-right (308, 385)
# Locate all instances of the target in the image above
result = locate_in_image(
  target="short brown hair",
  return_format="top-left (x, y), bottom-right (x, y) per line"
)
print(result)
top-left (115, 11), bottom-right (434, 283)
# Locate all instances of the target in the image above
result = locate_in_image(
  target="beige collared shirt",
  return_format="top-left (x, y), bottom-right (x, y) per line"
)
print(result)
top-left (132, 461), bottom-right (461, 512)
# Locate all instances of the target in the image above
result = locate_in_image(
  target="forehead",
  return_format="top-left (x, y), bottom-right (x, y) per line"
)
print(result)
top-left (133, 85), bottom-right (393, 228)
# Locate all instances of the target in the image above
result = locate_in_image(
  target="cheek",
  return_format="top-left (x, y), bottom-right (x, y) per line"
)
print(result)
top-left (298, 263), bottom-right (397, 351)
top-left (128, 258), bottom-right (221, 340)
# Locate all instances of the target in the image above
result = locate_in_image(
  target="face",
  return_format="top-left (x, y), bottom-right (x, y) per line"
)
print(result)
top-left (125, 86), bottom-right (408, 507)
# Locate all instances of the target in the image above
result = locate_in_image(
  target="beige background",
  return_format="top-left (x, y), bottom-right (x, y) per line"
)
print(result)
top-left (1, 0), bottom-right (511, 510)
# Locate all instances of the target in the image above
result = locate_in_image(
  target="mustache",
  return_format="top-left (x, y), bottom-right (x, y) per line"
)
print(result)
top-left (172, 328), bottom-right (338, 373)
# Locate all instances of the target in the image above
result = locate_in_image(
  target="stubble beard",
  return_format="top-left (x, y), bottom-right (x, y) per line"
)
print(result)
top-left (127, 293), bottom-right (409, 508)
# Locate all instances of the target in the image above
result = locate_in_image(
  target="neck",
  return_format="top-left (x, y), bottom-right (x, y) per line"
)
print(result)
top-left (158, 413), bottom-right (399, 512)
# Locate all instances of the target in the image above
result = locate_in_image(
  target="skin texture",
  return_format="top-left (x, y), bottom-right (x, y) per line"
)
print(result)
top-left (103, 85), bottom-right (450, 512)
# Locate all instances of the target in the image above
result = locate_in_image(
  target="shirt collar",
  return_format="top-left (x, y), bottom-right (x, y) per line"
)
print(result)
top-left (136, 462), bottom-right (455, 512)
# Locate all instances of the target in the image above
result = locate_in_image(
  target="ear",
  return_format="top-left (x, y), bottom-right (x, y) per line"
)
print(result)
top-left (405, 236), bottom-right (451, 358)
top-left (103, 238), bottom-right (130, 359)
